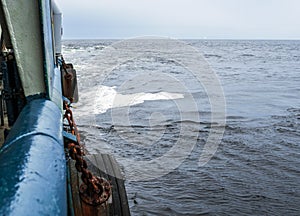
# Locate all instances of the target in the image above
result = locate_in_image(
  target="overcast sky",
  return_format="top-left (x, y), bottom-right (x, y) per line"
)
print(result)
top-left (56, 0), bottom-right (300, 39)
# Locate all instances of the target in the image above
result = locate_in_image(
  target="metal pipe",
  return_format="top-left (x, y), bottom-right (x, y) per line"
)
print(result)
top-left (0, 98), bottom-right (67, 216)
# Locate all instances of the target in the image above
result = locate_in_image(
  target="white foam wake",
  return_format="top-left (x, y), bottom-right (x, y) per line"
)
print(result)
top-left (77, 85), bottom-right (184, 115)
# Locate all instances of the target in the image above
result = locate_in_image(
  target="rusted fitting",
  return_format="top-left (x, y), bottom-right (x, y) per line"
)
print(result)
top-left (64, 102), bottom-right (111, 206)
top-left (79, 175), bottom-right (112, 206)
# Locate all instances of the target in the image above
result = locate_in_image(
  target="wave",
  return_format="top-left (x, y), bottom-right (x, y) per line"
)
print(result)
top-left (240, 53), bottom-right (255, 57)
top-left (204, 54), bottom-right (222, 58)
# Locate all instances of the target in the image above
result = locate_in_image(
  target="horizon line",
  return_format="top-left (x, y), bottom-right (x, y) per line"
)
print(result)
top-left (62, 37), bottom-right (300, 41)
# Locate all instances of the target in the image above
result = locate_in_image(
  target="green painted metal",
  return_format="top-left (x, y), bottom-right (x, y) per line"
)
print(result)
top-left (0, 0), bottom-right (46, 97)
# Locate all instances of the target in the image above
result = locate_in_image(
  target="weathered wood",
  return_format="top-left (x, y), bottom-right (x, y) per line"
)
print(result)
top-left (102, 154), bottom-right (123, 216)
top-left (108, 156), bottom-right (131, 216)
top-left (68, 159), bottom-right (83, 216)
top-left (92, 154), bottom-right (114, 215)
top-left (68, 153), bottom-right (130, 216)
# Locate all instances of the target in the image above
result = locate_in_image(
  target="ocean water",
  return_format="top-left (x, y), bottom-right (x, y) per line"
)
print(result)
top-left (62, 39), bottom-right (300, 215)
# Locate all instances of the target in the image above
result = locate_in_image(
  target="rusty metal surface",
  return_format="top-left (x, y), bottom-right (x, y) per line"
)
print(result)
top-left (61, 62), bottom-right (79, 103)
top-left (64, 102), bottom-right (111, 206)
top-left (68, 153), bottom-right (131, 216)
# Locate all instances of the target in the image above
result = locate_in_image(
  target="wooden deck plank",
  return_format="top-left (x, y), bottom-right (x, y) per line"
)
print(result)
top-left (69, 159), bottom-right (83, 216)
top-left (102, 154), bottom-right (122, 216)
top-left (69, 153), bottom-right (130, 216)
top-left (86, 154), bottom-right (108, 179)
top-left (83, 154), bottom-right (110, 216)
top-left (102, 154), bottom-right (123, 215)
top-left (108, 156), bottom-right (130, 216)
top-left (91, 154), bottom-right (113, 216)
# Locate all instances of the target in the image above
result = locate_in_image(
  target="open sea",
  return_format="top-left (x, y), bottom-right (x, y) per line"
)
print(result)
top-left (62, 39), bottom-right (300, 215)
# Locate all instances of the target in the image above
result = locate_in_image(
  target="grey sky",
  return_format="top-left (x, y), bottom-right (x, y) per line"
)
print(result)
top-left (56, 0), bottom-right (300, 39)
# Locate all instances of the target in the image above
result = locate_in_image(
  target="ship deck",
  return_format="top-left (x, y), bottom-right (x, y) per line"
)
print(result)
top-left (68, 153), bottom-right (130, 216)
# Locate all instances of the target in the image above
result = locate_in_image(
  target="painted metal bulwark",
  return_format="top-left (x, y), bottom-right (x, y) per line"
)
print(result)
top-left (0, 99), bottom-right (67, 216)
top-left (52, 1), bottom-right (63, 55)
top-left (40, 0), bottom-right (63, 108)
top-left (51, 66), bottom-right (63, 108)
top-left (39, 0), bottom-right (55, 100)
top-left (0, 0), bottom-right (46, 97)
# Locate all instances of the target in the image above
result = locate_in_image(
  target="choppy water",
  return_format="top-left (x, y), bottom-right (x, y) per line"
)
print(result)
top-left (62, 39), bottom-right (300, 215)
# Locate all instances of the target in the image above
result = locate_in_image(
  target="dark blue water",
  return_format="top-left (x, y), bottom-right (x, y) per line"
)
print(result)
top-left (63, 39), bottom-right (300, 215)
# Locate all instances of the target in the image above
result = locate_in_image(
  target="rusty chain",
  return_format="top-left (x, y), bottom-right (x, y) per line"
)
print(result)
top-left (63, 99), bottom-right (111, 205)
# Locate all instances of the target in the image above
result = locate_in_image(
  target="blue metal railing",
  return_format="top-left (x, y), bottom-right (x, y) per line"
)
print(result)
top-left (0, 98), bottom-right (67, 216)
